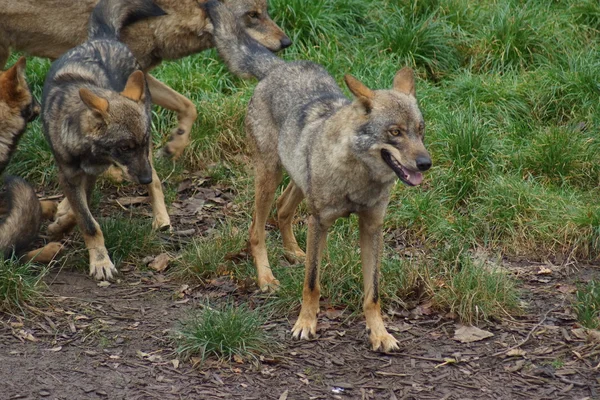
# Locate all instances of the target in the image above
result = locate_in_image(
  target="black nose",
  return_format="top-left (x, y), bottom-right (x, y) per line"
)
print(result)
top-left (416, 156), bottom-right (432, 171)
top-left (280, 36), bottom-right (292, 49)
top-left (138, 174), bottom-right (153, 185)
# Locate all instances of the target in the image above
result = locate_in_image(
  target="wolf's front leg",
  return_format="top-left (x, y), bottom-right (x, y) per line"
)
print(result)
top-left (147, 151), bottom-right (171, 231)
top-left (359, 207), bottom-right (399, 352)
top-left (146, 75), bottom-right (197, 159)
top-left (291, 215), bottom-right (329, 340)
top-left (61, 173), bottom-right (117, 280)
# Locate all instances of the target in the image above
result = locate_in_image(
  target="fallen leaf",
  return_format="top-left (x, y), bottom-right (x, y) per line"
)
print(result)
top-left (504, 359), bottom-right (526, 372)
top-left (506, 349), bottom-right (527, 357)
top-left (171, 359), bottom-right (179, 369)
top-left (279, 390), bottom-right (289, 400)
top-left (537, 267), bottom-right (552, 275)
top-left (587, 329), bottom-right (600, 343)
top-left (97, 281), bottom-right (111, 288)
top-left (233, 354), bottom-right (244, 364)
top-left (149, 253), bottom-right (170, 273)
top-left (571, 328), bottom-right (588, 340)
top-left (453, 325), bottom-right (494, 343)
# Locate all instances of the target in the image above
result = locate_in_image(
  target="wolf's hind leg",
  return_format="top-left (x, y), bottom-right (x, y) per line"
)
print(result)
top-left (24, 242), bottom-right (63, 263)
top-left (250, 161), bottom-right (282, 292)
top-left (47, 198), bottom-right (76, 239)
top-left (276, 181), bottom-right (305, 262)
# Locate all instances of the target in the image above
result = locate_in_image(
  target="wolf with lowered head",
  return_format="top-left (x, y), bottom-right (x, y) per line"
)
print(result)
top-left (203, 1), bottom-right (432, 351)
top-left (42, 0), bottom-right (167, 280)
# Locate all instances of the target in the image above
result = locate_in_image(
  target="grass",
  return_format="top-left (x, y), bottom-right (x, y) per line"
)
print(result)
top-left (4, 0), bottom-right (600, 324)
top-left (0, 256), bottom-right (47, 313)
top-left (574, 280), bottom-right (600, 330)
top-left (173, 302), bottom-right (272, 362)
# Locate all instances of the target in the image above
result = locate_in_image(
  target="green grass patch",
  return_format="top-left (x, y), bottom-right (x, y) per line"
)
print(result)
top-left (0, 256), bottom-right (47, 313)
top-left (574, 280), bottom-right (600, 329)
top-left (173, 302), bottom-right (272, 362)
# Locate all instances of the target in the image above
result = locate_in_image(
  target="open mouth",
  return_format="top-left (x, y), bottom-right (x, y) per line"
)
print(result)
top-left (381, 149), bottom-right (423, 186)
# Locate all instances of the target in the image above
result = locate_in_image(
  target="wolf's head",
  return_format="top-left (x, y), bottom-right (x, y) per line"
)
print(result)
top-left (346, 68), bottom-right (431, 186)
top-left (78, 70), bottom-right (153, 184)
top-left (220, 0), bottom-right (291, 51)
top-left (0, 57), bottom-right (40, 127)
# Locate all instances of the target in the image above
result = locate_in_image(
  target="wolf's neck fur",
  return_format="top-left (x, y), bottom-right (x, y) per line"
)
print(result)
top-left (0, 115), bottom-right (26, 173)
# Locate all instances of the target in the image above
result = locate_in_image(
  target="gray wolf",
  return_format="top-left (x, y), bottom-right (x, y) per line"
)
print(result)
top-left (0, 57), bottom-right (62, 262)
top-left (0, 0), bottom-right (290, 159)
top-left (204, 0), bottom-right (432, 352)
top-left (41, 0), bottom-right (167, 280)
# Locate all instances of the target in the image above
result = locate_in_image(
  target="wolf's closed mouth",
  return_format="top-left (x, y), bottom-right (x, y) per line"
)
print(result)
top-left (381, 149), bottom-right (423, 186)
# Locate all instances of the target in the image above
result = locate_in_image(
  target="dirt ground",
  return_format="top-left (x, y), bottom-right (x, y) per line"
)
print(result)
top-left (1, 183), bottom-right (600, 400)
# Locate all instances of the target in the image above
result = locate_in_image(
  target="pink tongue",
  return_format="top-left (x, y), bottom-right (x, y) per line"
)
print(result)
top-left (404, 169), bottom-right (423, 186)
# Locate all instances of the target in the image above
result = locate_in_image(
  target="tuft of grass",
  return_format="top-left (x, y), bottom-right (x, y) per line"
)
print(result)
top-left (376, 7), bottom-right (461, 77)
top-left (100, 216), bottom-right (161, 267)
top-left (174, 224), bottom-right (252, 281)
top-left (574, 280), bottom-right (600, 329)
top-left (432, 252), bottom-right (520, 324)
top-left (0, 256), bottom-right (47, 313)
top-left (173, 302), bottom-right (272, 362)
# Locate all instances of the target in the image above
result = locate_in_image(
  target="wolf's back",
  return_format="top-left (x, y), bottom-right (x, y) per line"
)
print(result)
top-left (203, 0), bottom-right (285, 80)
top-left (0, 176), bottom-right (42, 256)
top-left (88, 0), bottom-right (166, 41)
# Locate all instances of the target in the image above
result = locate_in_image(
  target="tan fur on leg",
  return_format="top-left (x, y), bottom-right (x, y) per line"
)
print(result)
top-left (291, 215), bottom-right (330, 340)
top-left (23, 242), bottom-right (63, 263)
top-left (249, 165), bottom-right (282, 292)
top-left (47, 198), bottom-right (76, 239)
top-left (276, 181), bottom-right (306, 262)
top-left (359, 208), bottom-right (399, 352)
top-left (147, 75), bottom-right (197, 159)
top-left (83, 229), bottom-right (116, 280)
top-left (147, 155), bottom-right (171, 231)
top-left (39, 200), bottom-right (58, 220)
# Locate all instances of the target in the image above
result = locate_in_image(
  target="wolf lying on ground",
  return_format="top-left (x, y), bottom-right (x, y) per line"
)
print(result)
top-left (0, 0), bottom-right (290, 159)
top-left (41, 0), bottom-right (167, 280)
top-left (0, 57), bottom-right (62, 262)
top-left (204, 0), bottom-right (432, 352)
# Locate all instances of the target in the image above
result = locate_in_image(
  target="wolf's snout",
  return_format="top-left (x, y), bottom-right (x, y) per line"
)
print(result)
top-left (138, 174), bottom-right (153, 185)
top-left (280, 36), bottom-right (292, 49)
top-left (416, 155), bottom-right (432, 172)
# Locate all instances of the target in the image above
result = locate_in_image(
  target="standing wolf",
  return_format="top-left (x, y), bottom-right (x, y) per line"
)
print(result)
top-left (204, 1), bottom-right (432, 351)
top-left (0, 57), bottom-right (61, 262)
top-left (42, 0), bottom-right (166, 280)
top-left (0, 0), bottom-right (290, 159)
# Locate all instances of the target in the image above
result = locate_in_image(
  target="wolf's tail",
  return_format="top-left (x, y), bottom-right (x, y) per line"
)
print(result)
top-left (0, 177), bottom-right (42, 256)
top-left (203, 0), bottom-right (285, 80)
top-left (88, 0), bottom-right (166, 41)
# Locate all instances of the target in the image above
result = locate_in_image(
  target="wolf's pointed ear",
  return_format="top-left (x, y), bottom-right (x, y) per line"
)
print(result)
top-left (121, 70), bottom-right (145, 102)
top-left (345, 74), bottom-right (374, 114)
top-left (0, 57), bottom-right (27, 98)
top-left (393, 67), bottom-right (416, 96)
top-left (79, 88), bottom-right (109, 120)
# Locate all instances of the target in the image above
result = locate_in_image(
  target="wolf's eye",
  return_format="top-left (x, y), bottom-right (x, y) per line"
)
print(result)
top-left (389, 129), bottom-right (402, 137)
top-left (119, 145), bottom-right (131, 153)
top-left (247, 11), bottom-right (260, 19)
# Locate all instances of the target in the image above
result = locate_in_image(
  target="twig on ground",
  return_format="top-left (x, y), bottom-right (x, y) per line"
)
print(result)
top-left (492, 307), bottom-right (556, 357)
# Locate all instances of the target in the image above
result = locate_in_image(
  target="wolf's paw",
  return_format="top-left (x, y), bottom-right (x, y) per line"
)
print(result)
top-left (291, 314), bottom-right (318, 340)
top-left (152, 215), bottom-right (171, 232)
top-left (369, 331), bottom-right (399, 352)
top-left (39, 200), bottom-right (58, 220)
top-left (89, 256), bottom-right (117, 281)
top-left (48, 214), bottom-right (76, 239)
top-left (283, 247), bottom-right (306, 263)
top-left (257, 272), bottom-right (280, 293)
top-left (160, 128), bottom-right (189, 159)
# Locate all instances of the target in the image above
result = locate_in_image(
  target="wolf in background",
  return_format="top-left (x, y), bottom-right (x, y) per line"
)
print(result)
top-left (0, 57), bottom-right (62, 262)
top-left (42, 0), bottom-right (167, 280)
top-left (204, 0), bottom-right (432, 351)
top-left (0, 0), bottom-right (290, 159)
